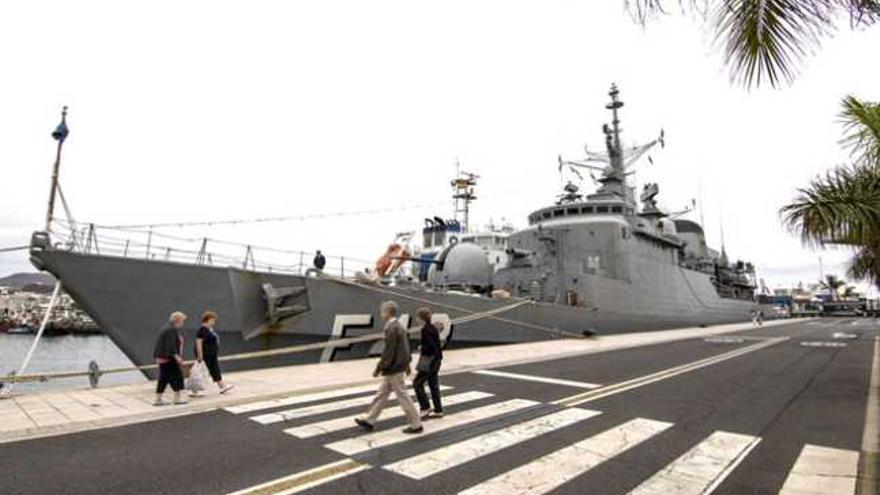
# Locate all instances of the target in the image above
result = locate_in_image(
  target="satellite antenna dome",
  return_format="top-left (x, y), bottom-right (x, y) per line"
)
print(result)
top-left (428, 242), bottom-right (492, 289)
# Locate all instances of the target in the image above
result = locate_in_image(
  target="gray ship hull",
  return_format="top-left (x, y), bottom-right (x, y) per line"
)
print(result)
top-left (29, 243), bottom-right (760, 378)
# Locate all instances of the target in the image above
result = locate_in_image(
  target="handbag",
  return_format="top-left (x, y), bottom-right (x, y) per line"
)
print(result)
top-left (416, 355), bottom-right (433, 373)
top-left (186, 362), bottom-right (207, 392)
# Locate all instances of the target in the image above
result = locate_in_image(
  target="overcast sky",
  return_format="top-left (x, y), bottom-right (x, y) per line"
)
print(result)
top-left (1, 1), bottom-right (878, 294)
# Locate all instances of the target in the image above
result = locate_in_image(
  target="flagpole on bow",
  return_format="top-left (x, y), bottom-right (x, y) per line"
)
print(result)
top-left (44, 106), bottom-right (69, 232)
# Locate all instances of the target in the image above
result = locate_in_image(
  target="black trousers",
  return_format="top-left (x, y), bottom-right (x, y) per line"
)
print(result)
top-left (156, 361), bottom-right (184, 393)
top-left (204, 354), bottom-right (222, 382)
top-left (413, 358), bottom-right (443, 412)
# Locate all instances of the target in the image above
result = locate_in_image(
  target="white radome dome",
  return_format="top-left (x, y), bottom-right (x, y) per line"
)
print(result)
top-left (428, 242), bottom-right (492, 288)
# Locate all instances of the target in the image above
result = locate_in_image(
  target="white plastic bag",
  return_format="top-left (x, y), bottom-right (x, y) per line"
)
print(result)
top-left (187, 362), bottom-right (207, 393)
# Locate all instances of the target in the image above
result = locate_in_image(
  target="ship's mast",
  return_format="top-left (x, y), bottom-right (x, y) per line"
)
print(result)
top-left (599, 84), bottom-right (627, 198)
top-left (451, 162), bottom-right (478, 233)
top-left (607, 84), bottom-right (624, 174)
top-left (45, 106), bottom-right (69, 232)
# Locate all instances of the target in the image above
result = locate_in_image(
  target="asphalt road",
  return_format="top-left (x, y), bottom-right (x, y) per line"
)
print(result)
top-left (1, 317), bottom-right (877, 495)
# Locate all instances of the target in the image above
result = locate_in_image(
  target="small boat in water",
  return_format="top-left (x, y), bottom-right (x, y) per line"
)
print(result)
top-left (6, 326), bottom-right (34, 335)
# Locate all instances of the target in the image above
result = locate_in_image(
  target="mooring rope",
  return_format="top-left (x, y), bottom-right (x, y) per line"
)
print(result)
top-left (323, 274), bottom-right (585, 339)
top-left (0, 295), bottom-right (538, 385)
top-left (0, 245), bottom-right (29, 253)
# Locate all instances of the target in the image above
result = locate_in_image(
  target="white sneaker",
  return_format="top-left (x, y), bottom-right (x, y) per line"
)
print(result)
top-left (153, 398), bottom-right (167, 407)
top-left (189, 390), bottom-right (205, 398)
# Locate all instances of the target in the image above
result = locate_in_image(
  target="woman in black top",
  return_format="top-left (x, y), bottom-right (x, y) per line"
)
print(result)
top-left (195, 311), bottom-right (233, 394)
top-left (413, 307), bottom-right (444, 418)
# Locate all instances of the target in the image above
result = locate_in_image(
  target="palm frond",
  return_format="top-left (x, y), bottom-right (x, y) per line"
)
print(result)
top-left (847, 241), bottom-right (880, 288)
top-left (627, 1), bottom-right (879, 88)
top-left (713, 0), bottom-right (837, 89)
top-left (626, 0), bottom-right (710, 23)
top-left (780, 163), bottom-right (880, 246)
top-left (839, 95), bottom-right (880, 167)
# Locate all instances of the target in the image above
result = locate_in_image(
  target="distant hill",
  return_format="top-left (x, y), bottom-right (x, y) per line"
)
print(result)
top-left (0, 272), bottom-right (55, 289)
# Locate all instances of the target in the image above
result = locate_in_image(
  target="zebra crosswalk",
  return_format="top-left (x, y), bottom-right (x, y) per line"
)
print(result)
top-left (225, 383), bottom-right (863, 495)
top-left (285, 391), bottom-right (492, 439)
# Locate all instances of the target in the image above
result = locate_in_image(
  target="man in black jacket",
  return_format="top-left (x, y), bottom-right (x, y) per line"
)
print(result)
top-left (153, 311), bottom-right (188, 406)
top-left (413, 307), bottom-right (444, 418)
top-left (355, 301), bottom-right (423, 434)
top-left (313, 250), bottom-right (326, 272)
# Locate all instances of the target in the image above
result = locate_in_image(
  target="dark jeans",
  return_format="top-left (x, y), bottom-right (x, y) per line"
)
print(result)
top-left (413, 358), bottom-right (443, 412)
top-left (156, 361), bottom-right (184, 394)
top-left (204, 354), bottom-right (222, 382)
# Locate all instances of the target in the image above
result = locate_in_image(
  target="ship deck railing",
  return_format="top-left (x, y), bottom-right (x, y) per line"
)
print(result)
top-left (41, 220), bottom-right (375, 279)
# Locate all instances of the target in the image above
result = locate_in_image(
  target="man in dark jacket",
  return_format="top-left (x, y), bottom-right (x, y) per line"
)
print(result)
top-left (153, 311), bottom-right (188, 406)
top-left (413, 307), bottom-right (444, 417)
top-left (313, 250), bottom-right (326, 272)
top-left (355, 301), bottom-right (423, 434)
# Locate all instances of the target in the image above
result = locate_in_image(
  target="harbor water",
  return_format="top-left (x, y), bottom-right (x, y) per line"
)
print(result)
top-left (0, 333), bottom-right (144, 394)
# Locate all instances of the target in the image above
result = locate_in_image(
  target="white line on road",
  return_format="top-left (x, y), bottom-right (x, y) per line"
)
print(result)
top-left (472, 369), bottom-right (601, 389)
top-left (627, 431), bottom-right (760, 495)
top-left (383, 407), bottom-right (601, 480)
top-left (325, 398), bottom-right (538, 456)
top-left (800, 341), bottom-right (848, 348)
top-left (250, 386), bottom-right (451, 425)
top-left (779, 444), bottom-right (859, 495)
top-left (225, 458), bottom-right (370, 495)
top-left (458, 418), bottom-right (673, 495)
top-left (858, 336), bottom-right (880, 495)
top-left (554, 337), bottom-right (788, 407)
top-left (224, 384), bottom-right (380, 414)
top-left (284, 391), bottom-right (493, 438)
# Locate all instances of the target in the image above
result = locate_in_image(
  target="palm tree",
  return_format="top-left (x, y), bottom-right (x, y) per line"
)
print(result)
top-left (626, 1), bottom-right (880, 88)
top-left (780, 96), bottom-right (880, 288)
top-left (818, 274), bottom-right (847, 300)
top-left (842, 285), bottom-right (860, 299)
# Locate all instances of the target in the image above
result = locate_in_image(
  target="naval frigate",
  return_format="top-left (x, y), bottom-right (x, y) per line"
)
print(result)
top-left (28, 85), bottom-right (765, 377)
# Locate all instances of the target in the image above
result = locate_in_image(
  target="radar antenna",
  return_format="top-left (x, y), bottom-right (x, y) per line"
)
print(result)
top-left (558, 84), bottom-right (665, 201)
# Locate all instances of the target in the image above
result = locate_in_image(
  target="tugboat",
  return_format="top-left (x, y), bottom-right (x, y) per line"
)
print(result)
top-left (28, 85), bottom-right (766, 377)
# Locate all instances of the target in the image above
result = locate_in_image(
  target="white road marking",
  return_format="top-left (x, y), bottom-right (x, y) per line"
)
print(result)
top-left (800, 341), bottom-right (848, 348)
top-left (459, 418), bottom-right (673, 495)
top-left (250, 386), bottom-right (451, 425)
top-left (325, 398), bottom-right (538, 456)
top-left (703, 337), bottom-right (746, 344)
top-left (384, 407), bottom-right (601, 480)
top-left (284, 391), bottom-right (493, 438)
top-left (858, 336), bottom-right (880, 495)
top-left (832, 332), bottom-right (858, 340)
top-left (225, 458), bottom-right (369, 495)
top-left (554, 338), bottom-right (788, 407)
top-left (224, 384), bottom-right (379, 414)
top-left (472, 369), bottom-right (600, 389)
top-left (779, 444), bottom-right (859, 495)
top-left (627, 431), bottom-right (760, 494)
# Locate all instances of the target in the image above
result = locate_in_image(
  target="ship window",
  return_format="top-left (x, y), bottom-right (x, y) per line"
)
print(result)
top-left (581, 206), bottom-right (593, 214)
top-left (567, 208), bottom-right (579, 215)
top-left (611, 206), bottom-right (622, 213)
top-left (597, 206), bottom-right (609, 213)
top-left (542, 211), bottom-right (551, 219)
top-left (553, 209), bottom-right (564, 217)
